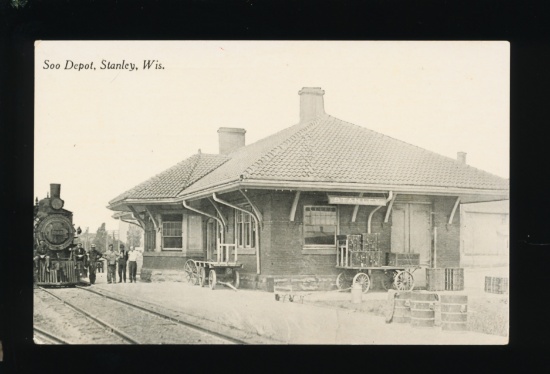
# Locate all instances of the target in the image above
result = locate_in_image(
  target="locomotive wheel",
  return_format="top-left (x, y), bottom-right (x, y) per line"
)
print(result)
top-left (198, 267), bottom-right (206, 287)
top-left (233, 270), bottom-right (240, 289)
top-left (184, 260), bottom-right (197, 285)
top-left (336, 272), bottom-right (353, 290)
top-left (353, 272), bottom-right (371, 293)
top-left (209, 269), bottom-right (217, 290)
top-left (394, 270), bottom-right (414, 291)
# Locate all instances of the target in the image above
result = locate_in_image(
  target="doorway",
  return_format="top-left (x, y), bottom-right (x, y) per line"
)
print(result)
top-left (391, 202), bottom-right (432, 270)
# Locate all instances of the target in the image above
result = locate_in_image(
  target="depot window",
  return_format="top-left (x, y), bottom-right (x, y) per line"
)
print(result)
top-left (303, 206), bottom-right (337, 247)
top-left (235, 207), bottom-right (256, 249)
top-left (162, 214), bottom-right (182, 250)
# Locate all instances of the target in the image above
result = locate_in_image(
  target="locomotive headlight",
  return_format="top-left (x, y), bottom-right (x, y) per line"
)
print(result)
top-left (51, 197), bottom-right (64, 210)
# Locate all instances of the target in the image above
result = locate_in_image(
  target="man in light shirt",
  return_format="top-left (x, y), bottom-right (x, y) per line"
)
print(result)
top-left (128, 246), bottom-right (139, 283)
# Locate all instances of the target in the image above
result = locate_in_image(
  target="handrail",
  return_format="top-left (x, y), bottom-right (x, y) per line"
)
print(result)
top-left (213, 193), bottom-right (260, 275)
top-left (182, 200), bottom-right (225, 243)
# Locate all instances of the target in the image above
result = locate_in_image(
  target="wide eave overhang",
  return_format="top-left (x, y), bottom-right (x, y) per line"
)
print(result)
top-left (108, 177), bottom-right (509, 212)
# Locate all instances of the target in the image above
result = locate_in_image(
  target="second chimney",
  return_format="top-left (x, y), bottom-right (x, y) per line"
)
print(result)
top-left (218, 127), bottom-right (246, 154)
top-left (299, 87), bottom-right (325, 123)
top-left (457, 152), bottom-right (467, 164)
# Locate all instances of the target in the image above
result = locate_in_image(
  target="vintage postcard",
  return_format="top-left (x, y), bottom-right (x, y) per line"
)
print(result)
top-left (34, 41), bottom-right (509, 344)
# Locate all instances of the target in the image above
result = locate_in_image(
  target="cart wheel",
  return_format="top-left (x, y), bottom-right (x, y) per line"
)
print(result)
top-left (394, 270), bottom-right (414, 291)
top-left (209, 269), bottom-right (217, 290)
top-left (336, 272), bottom-right (352, 290)
top-left (353, 272), bottom-right (371, 293)
top-left (198, 266), bottom-right (206, 287)
top-left (233, 270), bottom-right (240, 289)
top-left (382, 271), bottom-right (395, 291)
top-left (184, 260), bottom-right (197, 285)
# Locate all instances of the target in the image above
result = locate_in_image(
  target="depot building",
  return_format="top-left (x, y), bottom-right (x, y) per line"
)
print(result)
top-left (107, 87), bottom-right (509, 290)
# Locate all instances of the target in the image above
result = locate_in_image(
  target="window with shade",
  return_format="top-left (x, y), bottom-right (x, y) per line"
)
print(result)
top-left (303, 206), bottom-right (337, 247)
top-left (235, 207), bottom-right (256, 249)
top-left (162, 214), bottom-right (182, 250)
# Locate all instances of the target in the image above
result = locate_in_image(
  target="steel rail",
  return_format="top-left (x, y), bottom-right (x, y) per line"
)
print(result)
top-left (38, 287), bottom-right (139, 344)
top-left (34, 326), bottom-right (70, 344)
top-left (76, 285), bottom-right (248, 344)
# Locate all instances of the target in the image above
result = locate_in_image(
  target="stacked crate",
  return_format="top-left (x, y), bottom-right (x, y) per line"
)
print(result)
top-left (445, 268), bottom-right (464, 291)
top-left (361, 233), bottom-right (384, 267)
top-left (426, 268), bottom-right (445, 291)
top-left (485, 276), bottom-right (509, 294)
top-left (386, 252), bottom-right (420, 266)
top-left (347, 235), bottom-right (363, 267)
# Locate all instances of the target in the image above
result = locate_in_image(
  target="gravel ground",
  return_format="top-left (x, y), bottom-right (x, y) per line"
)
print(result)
top-left (34, 287), bottom-right (233, 344)
top-left (34, 289), bottom-right (130, 344)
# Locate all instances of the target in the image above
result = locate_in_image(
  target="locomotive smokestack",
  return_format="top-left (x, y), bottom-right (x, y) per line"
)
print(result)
top-left (50, 184), bottom-right (61, 199)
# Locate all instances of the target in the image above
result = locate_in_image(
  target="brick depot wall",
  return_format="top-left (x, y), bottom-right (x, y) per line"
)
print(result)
top-left (433, 196), bottom-right (460, 268)
top-left (239, 191), bottom-right (394, 291)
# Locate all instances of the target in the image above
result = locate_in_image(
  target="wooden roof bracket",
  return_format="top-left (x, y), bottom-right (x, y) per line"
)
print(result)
top-left (447, 197), bottom-right (461, 228)
top-left (183, 200), bottom-right (226, 243)
top-left (144, 206), bottom-right (161, 232)
top-left (121, 218), bottom-right (144, 230)
top-left (367, 191), bottom-right (393, 233)
top-left (290, 191), bottom-right (301, 222)
top-left (128, 205), bottom-right (147, 230)
top-left (239, 189), bottom-right (263, 229)
top-left (384, 193), bottom-right (398, 223)
top-left (351, 193), bottom-right (364, 223)
top-left (213, 192), bottom-right (261, 275)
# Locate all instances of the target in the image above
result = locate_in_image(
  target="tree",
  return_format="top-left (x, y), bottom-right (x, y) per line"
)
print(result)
top-left (93, 223), bottom-right (107, 253)
top-left (127, 224), bottom-right (143, 249)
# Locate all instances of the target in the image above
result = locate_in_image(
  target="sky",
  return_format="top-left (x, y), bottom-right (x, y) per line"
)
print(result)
top-left (35, 41), bottom-right (509, 232)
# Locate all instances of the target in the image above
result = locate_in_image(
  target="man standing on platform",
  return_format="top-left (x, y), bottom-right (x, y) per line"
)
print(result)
top-left (87, 244), bottom-right (103, 285)
top-left (105, 244), bottom-right (118, 284)
top-left (128, 246), bottom-right (138, 283)
top-left (117, 244), bottom-right (129, 283)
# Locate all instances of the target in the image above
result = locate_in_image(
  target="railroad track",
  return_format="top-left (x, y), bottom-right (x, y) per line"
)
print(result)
top-left (35, 286), bottom-right (245, 344)
top-left (34, 326), bottom-right (70, 344)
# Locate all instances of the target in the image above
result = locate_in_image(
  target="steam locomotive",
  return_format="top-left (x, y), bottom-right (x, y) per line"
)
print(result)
top-left (34, 183), bottom-right (84, 286)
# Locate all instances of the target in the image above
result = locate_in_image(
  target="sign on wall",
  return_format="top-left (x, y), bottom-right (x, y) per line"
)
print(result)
top-left (327, 195), bottom-right (387, 206)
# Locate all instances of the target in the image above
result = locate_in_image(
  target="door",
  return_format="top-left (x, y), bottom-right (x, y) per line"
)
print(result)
top-left (391, 203), bottom-right (432, 265)
top-left (206, 219), bottom-right (219, 261)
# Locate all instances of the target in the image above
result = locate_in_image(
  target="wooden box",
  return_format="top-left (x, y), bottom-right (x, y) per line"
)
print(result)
top-left (347, 235), bottom-right (362, 251)
top-left (426, 268), bottom-right (445, 291)
top-left (445, 268), bottom-right (464, 291)
top-left (361, 233), bottom-right (380, 251)
top-left (485, 276), bottom-right (509, 294)
top-left (351, 251), bottom-right (385, 267)
top-left (386, 252), bottom-right (420, 266)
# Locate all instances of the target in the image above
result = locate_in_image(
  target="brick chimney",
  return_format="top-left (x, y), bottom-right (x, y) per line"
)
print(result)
top-left (218, 127), bottom-right (246, 154)
top-left (457, 152), bottom-right (467, 164)
top-left (299, 87), bottom-right (325, 123)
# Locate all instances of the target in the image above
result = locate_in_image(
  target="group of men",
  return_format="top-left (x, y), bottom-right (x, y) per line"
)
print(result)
top-left (102, 244), bottom-right (139, 284)
top-left (33, 241), bottom-right (139, 285)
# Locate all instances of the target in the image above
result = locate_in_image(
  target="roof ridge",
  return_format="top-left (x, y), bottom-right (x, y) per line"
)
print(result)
top-left (176, 152), bottom-right (202, 196)
top-left (242, 116), bottom-right (326, 178)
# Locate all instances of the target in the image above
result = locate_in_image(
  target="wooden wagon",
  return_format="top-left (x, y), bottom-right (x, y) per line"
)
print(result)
top-left (184, 242), bottom-right (242, 290)
top-left (335, 234), bottom-right (419, 293)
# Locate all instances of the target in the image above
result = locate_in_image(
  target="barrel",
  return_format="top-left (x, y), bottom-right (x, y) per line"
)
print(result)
top-left (351, 283), bottom-right (362, 304)
top-left (440, 295), bottom-right (468, 331)
top-left (445, 268), bottom-right (464, 291)
top-left (426, 268), bottom-right (445, 291)
top-left (410, 292), bottom-right (437, 327)
top-left (393, 291), bottom-right (411, 323)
